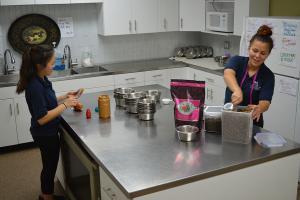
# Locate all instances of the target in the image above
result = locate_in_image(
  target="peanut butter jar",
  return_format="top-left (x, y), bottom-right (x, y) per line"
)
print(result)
top-left (98, 95), bottom-right (111, 119)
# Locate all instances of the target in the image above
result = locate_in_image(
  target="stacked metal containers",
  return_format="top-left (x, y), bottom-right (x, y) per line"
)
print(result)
top-left (114, 88), bottom-right (135, 108)
top-left (137, 98), bottom-right (156, 120)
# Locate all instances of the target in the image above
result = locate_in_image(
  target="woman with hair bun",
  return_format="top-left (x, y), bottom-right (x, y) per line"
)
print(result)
top-left (224, 25), bottom-right (275, 127)
top-left (16, 45), bottom-right (80, 200)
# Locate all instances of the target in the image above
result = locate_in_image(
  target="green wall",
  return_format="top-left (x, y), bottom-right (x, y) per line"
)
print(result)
top-left (269, 0), bottom-right (300, 16)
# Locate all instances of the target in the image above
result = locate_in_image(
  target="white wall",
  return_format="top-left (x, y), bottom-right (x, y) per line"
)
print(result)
top-left (0, 3), bottom-right (240, 74)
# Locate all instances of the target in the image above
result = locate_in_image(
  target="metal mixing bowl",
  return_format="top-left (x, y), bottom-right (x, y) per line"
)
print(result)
top-left (176, 125), bottom-right (199, 142)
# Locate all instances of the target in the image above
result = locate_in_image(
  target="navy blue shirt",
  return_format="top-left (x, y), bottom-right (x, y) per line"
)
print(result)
top-left (224, 56), bottom-right (275, 106)
top-left (25, 76), bottom-right (60, 136)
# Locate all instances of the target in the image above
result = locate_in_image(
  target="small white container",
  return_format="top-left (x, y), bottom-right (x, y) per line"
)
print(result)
top-left (162, 98), bottom-right (172, 105)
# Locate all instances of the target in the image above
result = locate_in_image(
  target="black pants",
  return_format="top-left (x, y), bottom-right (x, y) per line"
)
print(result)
top-left (33, 134), bottom-right (60, 194)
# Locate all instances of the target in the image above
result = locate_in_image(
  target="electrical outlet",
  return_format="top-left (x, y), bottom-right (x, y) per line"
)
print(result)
top-left (224, 41), bottom-right (230, 49)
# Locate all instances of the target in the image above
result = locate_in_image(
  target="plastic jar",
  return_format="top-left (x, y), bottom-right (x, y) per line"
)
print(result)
top-left (98, 95), bottom-right (110, 119)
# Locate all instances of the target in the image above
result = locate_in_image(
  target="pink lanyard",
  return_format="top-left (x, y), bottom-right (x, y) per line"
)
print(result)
top-left (240, 66), bottom-right (258, 105)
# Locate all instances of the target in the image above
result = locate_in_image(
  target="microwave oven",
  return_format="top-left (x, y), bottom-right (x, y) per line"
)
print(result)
top-left (206, 11), bottom-right (234, 33)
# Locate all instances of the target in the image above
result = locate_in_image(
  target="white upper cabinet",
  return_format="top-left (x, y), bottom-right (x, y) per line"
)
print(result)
top-left (234, 0), bottom-right (269, 36)
top-left (98, 0), bottom-right (158, 35)
top-left (179, 0), bottom-right (205, 31)
top-left (35, 0), bottom-right (70, 4)
top-left (132, 0), bottom-right (158, 34)
top-left (158, 0), bottom-right (179, 32)
top-left (98, 0), bottom-right (132, 35)
top-left (0, 0), bottom-right (34, 6)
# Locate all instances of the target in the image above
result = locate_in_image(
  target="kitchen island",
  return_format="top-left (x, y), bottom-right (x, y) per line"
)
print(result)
top-left (59, 85), bottom-right (300, 200)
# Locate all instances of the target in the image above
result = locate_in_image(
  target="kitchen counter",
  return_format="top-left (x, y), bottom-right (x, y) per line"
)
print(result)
top-left (61, 85), bottom-right (300, 199)
top-left (0, 57), bottom-right (224, 87)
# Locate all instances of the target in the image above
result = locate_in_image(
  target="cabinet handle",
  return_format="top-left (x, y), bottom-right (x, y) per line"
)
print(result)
top-left (125, 77), bottom-right (136, 81)
top-left (9, 103), bottom-right (12, 116)
top-left (164, 18), bottom-right (167, 30)
top-left (193, 73), bottom-right (196, 80)
top-left (103, 187), bottom-right (116, 200)
top-left (129, 20), bottom-right (132, 33)
top-left (206, 77), bottom-right (215, 84)
top-left (152, 74), bottom-right (162, 78)
top-left (180, 18), bottom-right (183, 29)
top-left (16, 103), bottom-right (19, 115)
top-left (211, 89), bottom-right (213, 100)
top-left (134, 20), bottom-right (137, 32)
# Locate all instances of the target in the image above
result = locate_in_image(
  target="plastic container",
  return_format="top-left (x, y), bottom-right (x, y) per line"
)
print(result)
top-left (204, 106), bottom-right (222, 134)
top-left (221, 107), bottom-right (253, 144)
top-left (52, 42), bottom-right (65, 71)
top-left (98, 95), bottom-right (111, 119)
top-left (81, 47), bottom-right (94, 67)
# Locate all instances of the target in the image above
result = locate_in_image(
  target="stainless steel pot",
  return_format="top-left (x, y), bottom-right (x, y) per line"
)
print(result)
top-left (176, 125), bottom-right (199, 142)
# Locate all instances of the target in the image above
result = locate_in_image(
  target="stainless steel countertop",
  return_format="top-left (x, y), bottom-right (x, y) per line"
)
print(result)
top-left (61, 85), bottom-right (300, 198)
top-left (0, 58), bottom-right (223, 88)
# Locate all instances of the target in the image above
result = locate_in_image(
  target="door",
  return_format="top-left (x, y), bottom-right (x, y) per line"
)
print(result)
top-left (99, 0), bottom-right (132, 35)
top-left (179, 0), bottom-right (205, 31)
top-left (264, 75), bottom-right (298, 140)
top-left (0, 99), bottom-right (18, 147)
top-left (158, 0), bottom-right (179, 32)
top-left (14, 97), bottom-right (33, 144)
top-left (131, 0), bottom-right (158, 33)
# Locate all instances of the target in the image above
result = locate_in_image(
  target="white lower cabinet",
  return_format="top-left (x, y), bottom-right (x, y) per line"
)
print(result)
top-left (190, 68), bottom-right (225, 106)
top-left (0, 98), bottom-right (18, 147)
top-left (14, 97), bottom-right (32, 144)
top-left (114, 72), bottom-right (145, 88)
top-left (0, 97), bottom-right (32, 147)
top-left (144, 69), bottom-right (170, 88)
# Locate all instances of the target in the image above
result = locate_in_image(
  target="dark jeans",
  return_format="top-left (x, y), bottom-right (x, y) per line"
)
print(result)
top-left (33, 134), bottom-right (60, 194)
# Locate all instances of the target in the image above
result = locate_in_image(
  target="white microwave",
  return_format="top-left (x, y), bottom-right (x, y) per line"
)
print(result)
top-left (206, 11), bottom-right (234, 33)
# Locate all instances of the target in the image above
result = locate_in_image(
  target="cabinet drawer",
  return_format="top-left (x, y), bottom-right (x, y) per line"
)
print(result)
top-left (99, 167), bottom-right (130, 200)
top-left (197, 71), bottom-right (225, 87)
top-left (52, 75), bottom-right (114, 93)
top-left (114, 72), bottom-right (145, 86)
top-left (145, 70), bottom-right (167, 82)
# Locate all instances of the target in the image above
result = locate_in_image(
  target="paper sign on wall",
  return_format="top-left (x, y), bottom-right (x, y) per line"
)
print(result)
top-left (278, 77), bottom-right (298, 96)
top-left (57, 17), bottom-right (74, 38)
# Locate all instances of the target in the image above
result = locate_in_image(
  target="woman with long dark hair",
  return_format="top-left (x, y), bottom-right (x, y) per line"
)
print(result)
top-left (16, 45), bottom-right (79, 200)
top-left (224, 25), bottom-right (275, 128)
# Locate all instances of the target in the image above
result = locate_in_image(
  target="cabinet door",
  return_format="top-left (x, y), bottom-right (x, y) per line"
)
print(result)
top-left (0, 0), bottom-right (34, 5)
top-left (179, 0), bottom-right (205, 31)
top-left (35, 0), bottom-right (70, 4)
top-left (208, 84), bottom-right (225, 106)
top-left (131, 0), bottom-right (158, 34)
top-left (0, 99), bottom-right (18, 147)
top-left (71, 0), bottom-right (102, 3)
top-left (14, 97), bottom-right (33, 144)
top-left (98, 0), bottom-right (132, 35)
top-left (158, 0), bottom-right (179, 32)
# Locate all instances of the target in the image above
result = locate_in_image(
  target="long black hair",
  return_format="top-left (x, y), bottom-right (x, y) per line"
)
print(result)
top-left (249, 25), bottom-right (274, 53)
top-left (16, 45), bottom-right (54, 94)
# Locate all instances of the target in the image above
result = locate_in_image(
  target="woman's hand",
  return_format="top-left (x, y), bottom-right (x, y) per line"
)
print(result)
top-left (248, 104), bottom-right (262, 122)
top-left (231, 89), bottom-right (243, 105)
top-left (64, 96), bottom-right (79, 108)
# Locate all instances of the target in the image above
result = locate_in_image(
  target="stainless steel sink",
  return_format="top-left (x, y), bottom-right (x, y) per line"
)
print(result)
top-left (49, 69), bottom-right (78, 78)
top-left (72, 65), bottom-right (108, 74)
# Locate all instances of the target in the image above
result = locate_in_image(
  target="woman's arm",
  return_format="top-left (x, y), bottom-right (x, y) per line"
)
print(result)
top-left (224, 68), bottom-right (243, 105)
top-left (56, 94), bottom-right (68, 102)
top-left (38, 96), bottom-right (79, 125)
top-left (248, 100), bottom-right (270, 122)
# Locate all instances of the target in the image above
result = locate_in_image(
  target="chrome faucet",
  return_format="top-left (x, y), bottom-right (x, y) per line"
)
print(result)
top-left (4, 49), bottom-right (16, 75)
top-left (63, 45), bottom-right (78, 69)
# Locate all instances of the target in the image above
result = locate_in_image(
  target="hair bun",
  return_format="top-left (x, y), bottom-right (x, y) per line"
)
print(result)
top-left (257, 25), bottom-right (272, 37)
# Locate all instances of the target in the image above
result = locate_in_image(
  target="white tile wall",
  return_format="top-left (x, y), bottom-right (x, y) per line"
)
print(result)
top-left (0, 3), bottom-right (240, 74)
